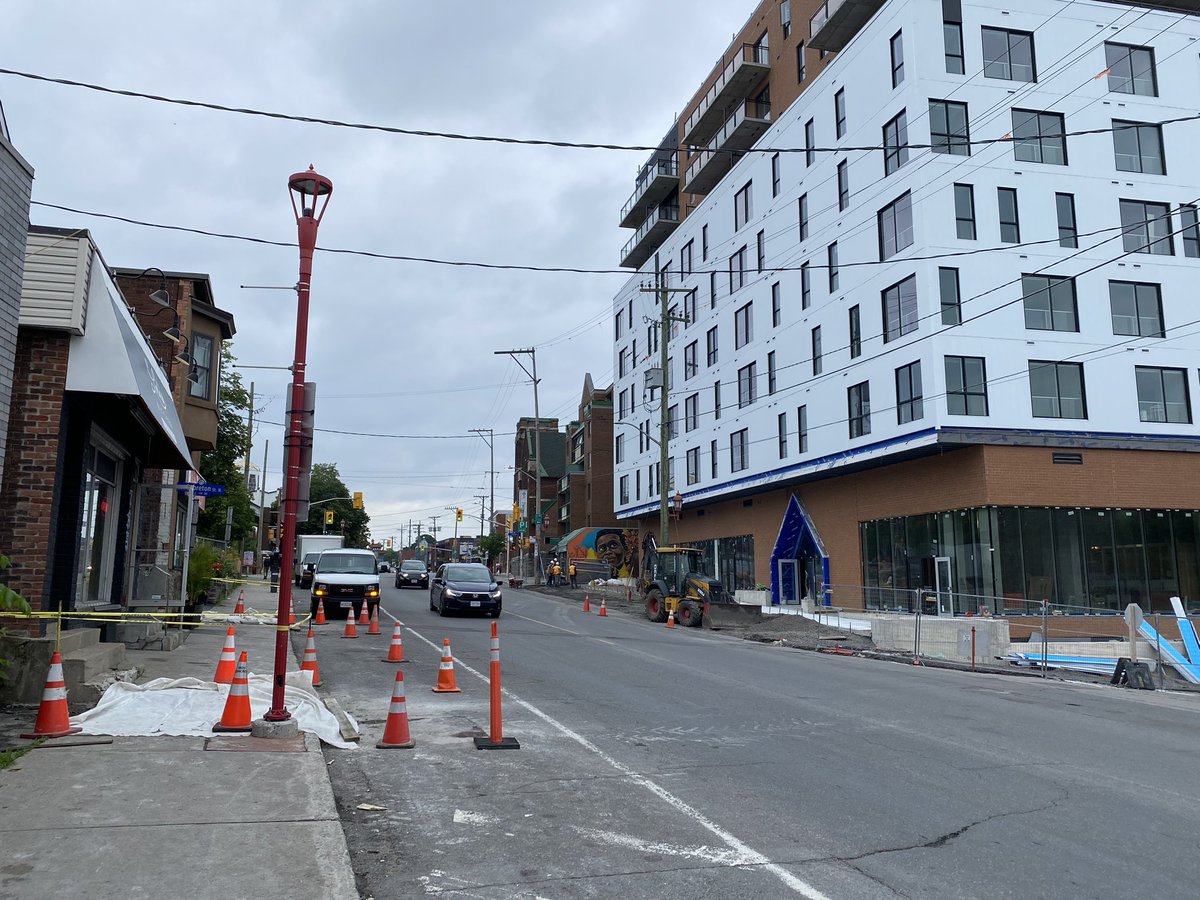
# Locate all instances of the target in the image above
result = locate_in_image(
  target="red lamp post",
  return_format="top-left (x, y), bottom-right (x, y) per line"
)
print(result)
top-left (263, 165), bottom-right (333, 723)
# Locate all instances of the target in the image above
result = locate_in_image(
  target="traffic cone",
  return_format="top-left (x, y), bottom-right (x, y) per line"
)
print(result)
top-left (382, 623), bottom-right (406, 662)
top-left (583, 594), bottom-right (591, 613)
top-left (233, 590), bottom-right (245, 615)
top-left (475, 621), bottom-right (520, 750)
top-left (368, 605), bottom-right (381, 635)
top-left (376, 670), bottom-right (416, 749)
top-left (301, 628), bottom-right (321, 687)
top-left (432, 638), bottom-right (461, 693)
top-left (666, 609), bottom-right (676, 629)
top-left (212, 651), bottom-right (252, 732)
top-left (342, 612), bottom-right (358, 639)
top-left (20, 651), bottom-right (82, 739)
top-left (598, 599), bottom-right (607, 617)
top-left (213, 626), bottom-right (237, 683)
top-left (359, 603), bottom-right (370, 627)
top-left (288, 603), bottom-right (296, 626)
top-left (314, 599), bottom-right (327, 625)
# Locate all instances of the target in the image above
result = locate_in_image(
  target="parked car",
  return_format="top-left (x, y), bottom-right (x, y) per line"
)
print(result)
top-left (395, 559), bottom-right (429, 589)
top-left (310, 549), bottom-right (380, 620)
top-left (429, 563), bottom-right (502, 617)
top-left (378, 560), bottom-right (390, 573)
top-left (295, 551), bottom-right (322, 589)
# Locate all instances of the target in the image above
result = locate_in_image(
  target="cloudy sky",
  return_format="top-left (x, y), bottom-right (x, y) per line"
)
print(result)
top-left (1, 0), bottom-right (738, 543)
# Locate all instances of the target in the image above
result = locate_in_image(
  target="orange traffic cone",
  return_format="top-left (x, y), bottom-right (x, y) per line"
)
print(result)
top-left (233, 590), bottom-right (245, 615)
top-left (20, 651), bottom-right (82, 739)
top-left (314, 599), bottom-right (327, 625)
top-left (598, 599), bottom-right (607, 617)
top-left (301, 628), bottom-right (321, 687)
top-left (382, 623), bottom-right (406, 663)
top-left (368, 605), bottom-right (381, 635)
top-left (288, 604), bottom-right (296, 626)
top-left (359, 603), bottom-right (370, 627)
top-left (213, 651), bottom-right (252, 732)
top-left (432, 638), bottom-right (462, 693)
top-left (582, 594), bottom-right (591, 613)
top-left (342, 612), bottom-right (358, 639)
top-left (376, 670), bottom-right (416, 749)
top-left (666, 609), bottom-right (676, 629)
top-left (213, 626), bottom-right (237, 683)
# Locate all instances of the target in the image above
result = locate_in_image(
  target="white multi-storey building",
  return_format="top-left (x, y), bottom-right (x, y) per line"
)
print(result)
top-left (612, 0), bottom-right (1200, 618)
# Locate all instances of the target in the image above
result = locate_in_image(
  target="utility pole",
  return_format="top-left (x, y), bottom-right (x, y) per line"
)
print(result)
top-left (495, 349), bottom-right (542, 583)
top-left (256, 439), bottom-right (269, 568)
top-left (475, 494), bottom-right (488, 544)
top-left (640, 276), bottom-right (691, 545)
top-left (470, 428), bottom-right (495, 536)
top-left (239, 381), bottom-right (255, 559)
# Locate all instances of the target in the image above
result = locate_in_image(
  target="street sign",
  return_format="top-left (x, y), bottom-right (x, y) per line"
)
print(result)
top-left (532, 514), bottom-right (542, 526)
top-left (517, 521), bottom-right (527, 534)
top-left (179, 482), bottom-right (226, 497)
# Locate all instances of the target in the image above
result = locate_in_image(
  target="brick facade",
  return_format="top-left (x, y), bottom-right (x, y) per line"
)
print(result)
top-left (0, 133), bottom-right (34, 490)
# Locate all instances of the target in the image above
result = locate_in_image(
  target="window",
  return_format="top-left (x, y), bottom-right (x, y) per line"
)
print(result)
top-left (878, 191), bottom-right (914, 260)
top-left (1136, 367), bottom-right (1190, 423)
top-left (827, 242), bottom-right (839, 292)
top-left (1109, 281), bottom-right (1164, 337)
top-left (635, 469), bottom-right (641, 500)
top-left (668, 404), bottom-right (678, 439)
top-left (771, 153), bottom-right (781, 197)
top-left (619, 389), bottom-right (629, 420)
top-left (1056, 193), bottom-right (1078, 248)
top-left (883, 110), bottom-right (908, 175)
top-left (1182, 205), bottom-right (1200, 258)
top-left (189, 333), bottom-right (214, 400)
top-left (710, 272), bottom-right (717, 309)
top-left (734, 181), bottom-right (753, 230)
top-left (930, 100), bottom-right (971, 156)
top-left (756, 230), bottom-right (766, 272)
top-left (849, 305), bottom-right (862, 358)
top-left (686, 447), bottom-right (700, 485)
top-left (768, 350), bottom-right (777, 394)
top-left (834, 89), bottom-right (847, 138)
top-left (1029, 361), bottom-right (1086, 419)
top-left (1112, 121), bottom-right (1165, 175)
top-left (1011, 109), bottom-right (1067, 165)
top-left (618, 347), bottom-right (629, 378)
top-left (1120, 199), bottom-right (1173, 255)
top-left (706, 326), bottom-right (718, 366)
top-left (944, 22), bottom-right (965, 74)
top-left (945, 355), bottom-right (988, 416)
top-left (730, 429), bottom-right (749, 472)
top-left (713, 380), bottom-right (721, 420)
top-left (627, 299), bottom-right (633, 330)
top-left (896, 361), bottom-right (923, 424)
top-left (801, 262), bottom-right (811, 309)
top-left (772, 282), bottom-right (782, 327)
top-left (1022, 274), bottom-right (1077, 332)
top-left (729, 246), bottom-right (749, 292)
top-left (777, 412), bottom-right (788, 459)
top-left (681, 240), bottom-right (694, 276)
top-left (890, 31), bottom-right (904, 87)
top-left (1105, 42), bottom-right (1157, 97)
top-left (982, 27), bottom-right (1036, 82)
top-left (796, 40), bottom-right (806, 82)
top-left (619, 475), bottom-right (629, 505)
top-left (685, 393), bottom-right (699, 432)
top-left (798, 194), bottom-right (809, 241)
top-left (738, 362), bottom-right (758, 408)
top-left (954, 183), bottom-right (976, 240)
top-left (997, 187), bottom-right (1020, 243)
top-left (797, 405), bottom-right (808, 454)
top-left (882, 274), bottom-right (918, 343)
top-left (684, 288), bottom-right (697, 327)
top-left (632, 338), bottom-right (637, 365)
top-left (848, 381), bottom-right (871, 438)
top-left (837, 160), bottom-right (850, 210)
top-left (684, 341), bottom-right (697, 379)
top-left (734, 302), bottom-right (753, 348)
top-left (811, 326), bottom-right (822, 375)
top-left (614, 311), bottom-right (623, 341)
top-left (940, 267), bottom-right (962, 325)
top-left (780, 0), bottom-right (791, 38)
top-left (702, 224), bottom-right (709, 261)
top-left (710, 439), bottom-right (719, 478)
top-left (804, 119), bottom-right (815, 167)
top-left (616, 433), bottom-right (624, 464)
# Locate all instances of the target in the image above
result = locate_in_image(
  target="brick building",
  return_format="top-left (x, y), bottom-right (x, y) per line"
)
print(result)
top-left (557, 375), bottom-right (615, 532)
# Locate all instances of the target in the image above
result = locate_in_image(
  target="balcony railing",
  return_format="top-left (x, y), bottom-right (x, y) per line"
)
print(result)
top-left (683, 98), bottom-right (772, 196)
top-left (809, 0), bottom-right (885, 52)
top-left (619, 203), bottom-right (680, 269)
top-left (619, 157), bottom-right (679, 229)
top-left (682, 42), bottom-right (770, 148)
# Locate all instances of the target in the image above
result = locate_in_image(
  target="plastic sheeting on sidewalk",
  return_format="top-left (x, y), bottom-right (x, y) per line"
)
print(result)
top-left (69, 670), bottom-right (358, 749)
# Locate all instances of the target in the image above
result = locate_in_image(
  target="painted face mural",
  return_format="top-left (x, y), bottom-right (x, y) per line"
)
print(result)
top-left (564, 528), bottom-right (640, 578)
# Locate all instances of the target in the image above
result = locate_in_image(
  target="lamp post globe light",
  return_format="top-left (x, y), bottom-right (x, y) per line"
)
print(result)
top-left (263, 165), bottom-right (333, 727)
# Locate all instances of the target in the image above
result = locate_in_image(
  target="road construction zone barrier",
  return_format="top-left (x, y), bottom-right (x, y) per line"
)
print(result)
top-left (0, 608), bottom-right (311, 631)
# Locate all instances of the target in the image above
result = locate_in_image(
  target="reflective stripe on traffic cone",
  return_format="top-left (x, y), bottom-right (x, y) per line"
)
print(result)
top-left (288, 604), bottom-right (296, 626)
top-left (233, 590), bottom-right (245, 615)
top-left (212, 651), bottom-right (252, 732)
top-left (598, 599), bottom-right (607, 617)
top-left (368, 605), bottom-right (381, 635)
top-left (20, 651), bottom-right (82, 739)
top-left (666, 609), bottom-right (676, 629)
top-left (314, 599), bottom-right (327, 625)
top-left (301, 628), bottom-right (321, 687)
top-left (376, 670), bottom-right (416, 749)
top-left (432, 638), bottom-right (461, 693)
top-left (359, 603), bottom-right (370, 627)
top-left (213, 626), bottom-right (237, 683)
top-left (342, 612), bottom-right (358, 639)
top-left (382, 623), bottom-right (406, 663)
top-left (582, 594), bottom-right (591, 613)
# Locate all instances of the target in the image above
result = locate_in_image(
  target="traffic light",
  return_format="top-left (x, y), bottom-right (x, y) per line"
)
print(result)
top-left (352, 491), bottom-right (364, 509)
top-left (386, 538), bottom-right (393, 549)
top-left (455, 508), bottom-right (463, 522)
top-left (324, 510), bottom-right (334, 525)
top-left (512, 503), bottom-right (520, 522)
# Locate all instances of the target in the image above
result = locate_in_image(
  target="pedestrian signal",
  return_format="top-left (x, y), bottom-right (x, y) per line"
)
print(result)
top-left (324, 510), bottom-right (335, 525)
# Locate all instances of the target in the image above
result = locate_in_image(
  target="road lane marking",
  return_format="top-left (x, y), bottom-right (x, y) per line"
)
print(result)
top-left (386, 609), bottom-right (829, 899)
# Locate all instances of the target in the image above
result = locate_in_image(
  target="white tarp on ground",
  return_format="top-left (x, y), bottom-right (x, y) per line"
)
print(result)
top-left (69, 671), bottom-right (357, 749)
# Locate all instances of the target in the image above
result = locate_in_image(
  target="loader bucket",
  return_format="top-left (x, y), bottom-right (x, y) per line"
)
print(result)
top-left (702, 600), bottom-right (764, 629)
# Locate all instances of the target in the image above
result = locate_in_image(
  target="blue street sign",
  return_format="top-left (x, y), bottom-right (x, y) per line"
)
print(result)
top-left (180, 483), bottom-right (226, 496)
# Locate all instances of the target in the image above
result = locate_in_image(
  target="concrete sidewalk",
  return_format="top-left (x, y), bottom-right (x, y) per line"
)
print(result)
top-left (0, 581), bottom-right (358, 900)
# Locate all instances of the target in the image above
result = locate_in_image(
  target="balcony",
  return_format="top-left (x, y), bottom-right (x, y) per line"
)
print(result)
top-left (619, 204), bottom-right (680, 270)
top-left (809, 0), bottom-right (885, 52)
top-left (683, 99), bottom-right (772, 196)
top-left (619, 157), bottom-right (679, 229)
top-left (682, 43), bottom-right (770, 148)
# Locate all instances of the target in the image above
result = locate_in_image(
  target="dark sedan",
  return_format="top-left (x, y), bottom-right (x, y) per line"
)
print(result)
top-left (429, 563), bottom-right (502, 617)
top-left (395, 560), bottom-right (429, 589)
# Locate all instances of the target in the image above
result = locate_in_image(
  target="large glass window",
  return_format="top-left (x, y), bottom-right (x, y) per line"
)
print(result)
top-left (896, 361), bottom-right (923, 424)
top-left (834, 88), bottom-right (847, 138)
top-left (1120, 199), bottom-right (1173, 255)
top-left (777, 412), bottom-right (788, 459)
top-left (890, 31), bottom-right (904, 87)
top-left (734, 181), bottom-right (753, 230)
top-left (706, 326), bottom-right (718, 366)
top-left (1056, 193), bottom-right (1078, 248)
top-left (878, 192), bottom-right (914, 260)
top-left (882, 274), bottom-right (918, 343)
top-left (1022, 274), bottom-right (1077, 332)
top-left (805, 119), bottom-right (815, 167)
top-left (1105, 42), bottom-right (1157, 96)
top-left (940, 267), bottom-right (962, 325)
top-left (982, 27), bottom-right (1036, 82)
top-left (734, 302), bottom-right (753, 348)
top-left (997, 187), bottom-right (1020, 243)
top-left (944, 22), bottom-right (965, 74)
top-left (1109, 281), bottom-right (1163, 337)
top-left (686, 448), bottom-right (699, 485)
top-left (1135, 366), bottom-right (1190, 423)
top-left (848, 381), bottom-right (871, 438)
top-left (837, 160), bottom-right (850, 211)
top-left (685, 393), bottom-right (699, 432)
top-left (954, 183), bottom-right (976, 239)
top-left (76, 439), bottom-right (124, 607)
top-left (798, 194), bottom-right (809, 241)
top-left (811, 326), bottom-right (822, 375)
top-left (737, 362), bottom-right (757, 408)
top-left (930, 100), bottom-right (971, 156)
top-left (730, 429), bottom-right (749, 472)
top-left (1011, 109), bottom-right (1067, 165)
top-left (1112, 121), bottom-right (1165, 175)
top-left (1181, 205), bottom-right (1200, 258)
top-left (883, 111), bottom-right (909, 176)
top-left (849, 305), bottom-right (861, 359)
top-left (827, 242), bottom-right (839, 292)
top-left (945, 355), bottom-right (988, 415)
top-left (189, 333), bottom-right (215, 400)
top-left (1028, 360), bottom-right (1087, 419)
top-left (797, 405), bottom-right (808, 454)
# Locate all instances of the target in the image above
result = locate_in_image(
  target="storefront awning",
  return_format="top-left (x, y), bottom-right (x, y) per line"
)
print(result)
top-left (65, 255), bottom-right (193, 470)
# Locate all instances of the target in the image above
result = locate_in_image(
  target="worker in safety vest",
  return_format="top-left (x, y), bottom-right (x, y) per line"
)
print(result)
top-left (568, 561), bottom-right (577, 588)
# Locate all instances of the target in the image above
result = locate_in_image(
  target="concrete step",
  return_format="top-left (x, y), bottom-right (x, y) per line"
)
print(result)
top-left (71, 667), bottom-right (138, 711)
top-left (56, 627), bottom-right (102, 655)
top-left (61, 642), bottom-right (127, 688)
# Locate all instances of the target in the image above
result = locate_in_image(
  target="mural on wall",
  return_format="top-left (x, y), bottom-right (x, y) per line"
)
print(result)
top-left (563, 527), bottom-right (640, 578)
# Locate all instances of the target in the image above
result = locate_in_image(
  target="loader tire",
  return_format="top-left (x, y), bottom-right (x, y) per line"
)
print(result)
top-left (645, 589), bottom-right (668, 623)
top-left (676, 600), bottom-right (703, 627)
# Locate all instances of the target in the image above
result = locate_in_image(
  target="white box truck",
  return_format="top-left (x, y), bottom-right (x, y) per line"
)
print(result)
top-left (294, 534), bottom-right (344, 587)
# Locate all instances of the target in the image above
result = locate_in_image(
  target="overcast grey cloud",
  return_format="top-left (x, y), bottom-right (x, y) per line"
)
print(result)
top-left (0, 0), bottom-right (735, 541)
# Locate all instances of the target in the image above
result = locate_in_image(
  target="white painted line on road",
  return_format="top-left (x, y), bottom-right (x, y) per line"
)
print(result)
top-left (574, 826), bottom-right (755, 866)
top-left (509, 611), bottom-right (579, 634)
top-left (453, 809), bottom-right (499, 826)
top-left (385, 609), bottom-right (829, 899)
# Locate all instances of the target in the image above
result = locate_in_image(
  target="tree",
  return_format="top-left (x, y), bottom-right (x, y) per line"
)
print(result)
top-left (297, 463), bottom-right (370, 548)
top-left (478, 532), bottom-right (505, 565)
top-left (196, 345), bottom-right (256, 546)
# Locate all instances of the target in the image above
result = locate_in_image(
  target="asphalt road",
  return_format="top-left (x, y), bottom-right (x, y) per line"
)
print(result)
top-left (301, 580), bottom-right (1200, 899)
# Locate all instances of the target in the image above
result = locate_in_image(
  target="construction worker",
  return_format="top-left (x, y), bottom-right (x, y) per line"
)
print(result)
top-left (551, 560), bottom-right (562, 587)
top-left (568, 560), bottom-right (578, 588)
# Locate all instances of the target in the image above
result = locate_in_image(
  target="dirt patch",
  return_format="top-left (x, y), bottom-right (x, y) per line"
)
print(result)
top-left (713, 613), bottom-right (874, 652)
